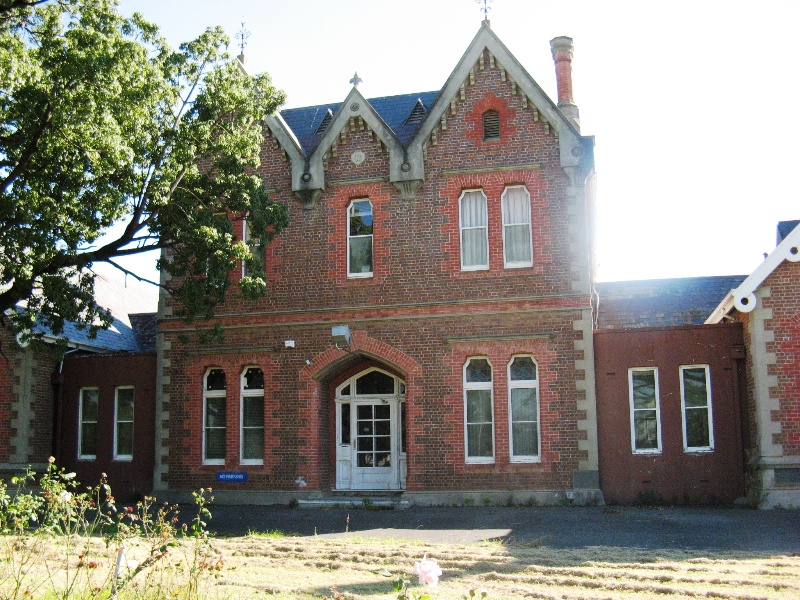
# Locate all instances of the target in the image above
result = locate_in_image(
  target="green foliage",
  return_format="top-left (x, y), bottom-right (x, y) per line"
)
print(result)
top-left (392, 577), bottom-right (431, 600)
top-left (0, 459), bottom-right (219, 599)
top-left (0, 0), bottom-right (288, 349)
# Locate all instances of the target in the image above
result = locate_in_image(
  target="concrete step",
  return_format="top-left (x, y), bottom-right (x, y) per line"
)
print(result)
top-left (297, 497), bottom-right (413, 510)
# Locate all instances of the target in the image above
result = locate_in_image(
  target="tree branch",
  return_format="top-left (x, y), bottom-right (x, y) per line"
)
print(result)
top-left (103, 260), bottom-right (160, 287)
top-left (0, 102), bottom-right (54, 195)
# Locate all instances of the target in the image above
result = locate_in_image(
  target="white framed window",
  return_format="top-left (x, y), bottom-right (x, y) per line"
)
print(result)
top-left (242, 214), bottom-right (265, 278)
top-left (508, 356), bottom-right (540, 462)
top-left (114, 386), bottom-right (134, 461)
top-left (459, 189), bottom-right (489, 270)
top-left (240, 367), bottom-right (265, 465)
top-left (78, 387), bottom-right (99, 460)
top-left (501, 186), bottom-right (533, 268)
top-left (680, 365), bottom-right (714, 452)
top-left (203, 368), bottom-right (226, 465)
top-left (628, 368), bottom-right (662, 453)
top-left (347, 199), bottom-right (373, 277)
top-left (463, 357), bottom-right (494, 463)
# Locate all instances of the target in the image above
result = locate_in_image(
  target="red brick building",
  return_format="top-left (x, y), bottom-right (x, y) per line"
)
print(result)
top-left (2, 22), bottom-right (797, 509)
top-left (0, 268), bottom-right (157, 500)
top-left (155, 22), bottom-right (601, 505)
top-left (707, 221), bottom-right (800, 507)
top-left (595, 323), bottom-right (746, 505)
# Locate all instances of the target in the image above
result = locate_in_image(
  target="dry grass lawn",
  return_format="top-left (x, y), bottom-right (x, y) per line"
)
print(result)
top-left (214, 535), bottom-right (800, 599)
top-left (4, 532), bottom-right (798, 599)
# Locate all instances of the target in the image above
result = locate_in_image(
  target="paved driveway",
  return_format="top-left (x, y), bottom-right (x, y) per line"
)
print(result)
top-left (201, 505), bottom-right (800, 552)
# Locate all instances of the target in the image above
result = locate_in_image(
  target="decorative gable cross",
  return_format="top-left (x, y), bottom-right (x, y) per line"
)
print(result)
top-left (476, 0), bottom-right (493, 20)
top-left (349, 72), bottom-right (363, 88)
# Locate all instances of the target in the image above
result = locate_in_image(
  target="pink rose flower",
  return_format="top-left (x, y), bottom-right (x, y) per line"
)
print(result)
top-left (414, 555), bottom-right (442, 587)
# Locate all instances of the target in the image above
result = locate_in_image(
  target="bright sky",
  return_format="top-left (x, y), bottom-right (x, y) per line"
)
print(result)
top-left (113, 0), bottom-right (800, 283)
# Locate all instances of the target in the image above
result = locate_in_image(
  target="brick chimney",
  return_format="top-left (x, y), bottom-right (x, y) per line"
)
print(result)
top-left (550, 36), bottom-right (580, 128)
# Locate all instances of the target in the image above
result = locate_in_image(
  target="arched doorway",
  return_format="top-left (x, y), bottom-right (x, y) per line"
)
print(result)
top-left (334, 367), bottom-right (406, 490)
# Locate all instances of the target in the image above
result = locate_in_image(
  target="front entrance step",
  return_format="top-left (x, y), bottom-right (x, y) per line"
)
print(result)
top-left (297, 497), bottom-right (413, 510)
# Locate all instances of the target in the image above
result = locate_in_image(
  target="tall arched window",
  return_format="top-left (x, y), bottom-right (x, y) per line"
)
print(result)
top-left (240, 367), bottom-right (265, 464)
top-left (502, 186), bottom-right (533, 268)
top-left (508, 356), bottom-right (540, 461)
top-left (242, 213), bottom-right (265, 278)
top-left (348, 199), bottom-right (373, 277)
top-left (459, 189), bottom-right (489, 270)
top-left (464, 357), bottom-right (494, 462)
top-left (203, 368), bottom-right (226, 465)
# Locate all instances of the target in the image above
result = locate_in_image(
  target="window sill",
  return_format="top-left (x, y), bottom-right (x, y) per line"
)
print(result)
top-left (460, 266), bottom-right (490, 272)
top-left (77, 456), bottom-right (96, 462)
top-left (632, 449), bottom-right (662, 455)
top-left (510, 457), bottom-right (542, 464)
top-left (240, 460), bottom-right (263, 466)
top-left (113, 457), bottom-right (133, 462)
top-left (202, 460), bottom-right (225, 466)
top-left (347, 273), bottom-right (374, 279)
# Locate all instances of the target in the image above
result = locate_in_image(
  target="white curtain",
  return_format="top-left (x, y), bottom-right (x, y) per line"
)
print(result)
top-left (460, 190), bottom-right (488, 268)
top-left (502, 187), bottom-right (532, 265)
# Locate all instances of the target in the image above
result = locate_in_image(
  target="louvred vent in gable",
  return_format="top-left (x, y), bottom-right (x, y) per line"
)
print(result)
top-left (405, 99), bottom-right (427, 124)
top-left (482, 110), bottom-right (500, 140)
top-left (316, 109), bottom-right (334, 135)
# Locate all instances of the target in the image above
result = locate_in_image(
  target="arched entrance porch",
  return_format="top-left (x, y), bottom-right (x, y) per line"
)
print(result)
top-left (298, 330), bottom-right (421, 493)
top-left (333, 367), bottom-right (406, 491)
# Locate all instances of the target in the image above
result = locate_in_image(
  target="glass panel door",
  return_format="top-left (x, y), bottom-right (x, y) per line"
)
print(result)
top-left (356, 403), bottom-right (392, 468)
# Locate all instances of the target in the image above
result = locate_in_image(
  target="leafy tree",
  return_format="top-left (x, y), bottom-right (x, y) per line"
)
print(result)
top-left (0, 0), bottom-right (288, 346)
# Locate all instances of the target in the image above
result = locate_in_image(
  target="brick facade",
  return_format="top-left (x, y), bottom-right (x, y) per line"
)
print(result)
top-left (595, 324), bottom-right (746, 505)
top-left (0, 332), bottom-right (57, 474)
top-left (155, 25), bottom-right (600, 504)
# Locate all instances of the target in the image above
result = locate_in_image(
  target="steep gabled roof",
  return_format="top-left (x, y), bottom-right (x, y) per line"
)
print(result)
top-left (707, 220), bottom-right (800, 322)
top-left (280, 91), bottom-right (439, 153)
top-left (597, 275), bottom-right (747, 330)
top-left (265, 22), bottom-right (594, 199)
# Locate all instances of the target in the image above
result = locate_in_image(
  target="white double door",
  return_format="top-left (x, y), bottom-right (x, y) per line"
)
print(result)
top-left (334, 369), bottom-right (406, 491)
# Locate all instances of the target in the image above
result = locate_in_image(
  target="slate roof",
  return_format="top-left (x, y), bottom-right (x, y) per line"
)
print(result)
top-left (777, 220), bottom-right (800, 245)
top-left (596, 275), bottom-right (747, 330)
top-left (280, 91), bottom-right (440, 153)
top-left (33, 264), bottom-right (158, 353)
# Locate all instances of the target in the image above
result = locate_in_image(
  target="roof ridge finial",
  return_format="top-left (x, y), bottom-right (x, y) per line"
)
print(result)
top-left (235, 21), bottom-right (251, 56)
top-left (476, 0), bottom-right (493, 21)
top-left (349, 72), bottom-right (363, 88)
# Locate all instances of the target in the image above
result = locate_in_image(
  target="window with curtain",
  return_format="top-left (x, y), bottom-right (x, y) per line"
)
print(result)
top-left (78, 387), bottom-right (98, 460)
top-left (242, 214), bottom-right (265, 278)
top-left (459, 190), bottom-right (489, 270)
top-left (114, 386), bottom-right (134, 460)
top-left (680, 365), bottom-right (714, 451)
top-left (348, 199), bottom-right (373, 277)
top-left (628, 368), bottom-right (662, 453)
top-left (203, 368), bottom-right (226, 465)
top-left (508, 356), bottom-right (539, 461)
top-left (502, 186), bottom-right (533, 267)
top-left (240, 367), bottom-right (265, 464)
top-left (464, 357), bottom-right (494, 462)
